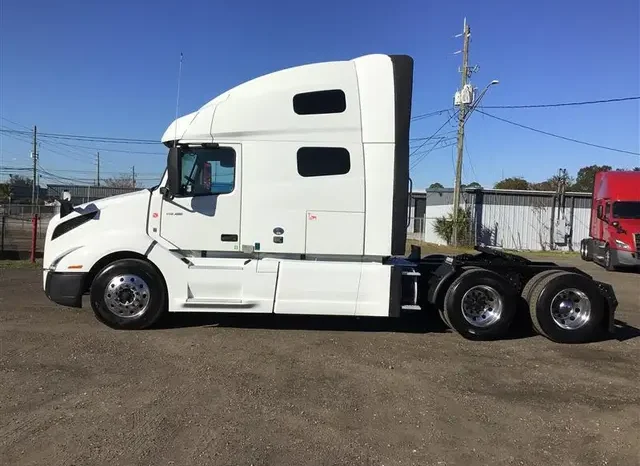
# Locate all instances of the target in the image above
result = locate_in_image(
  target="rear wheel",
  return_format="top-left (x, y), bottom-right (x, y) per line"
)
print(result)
top-left (580, 240), bottom-right (593, 261)
top-left (528, 271), bottom-right (605, 343)
top-left (90, 258), bottom-right (167, 330)
top-left (443, 268), bottom-right (517, 340)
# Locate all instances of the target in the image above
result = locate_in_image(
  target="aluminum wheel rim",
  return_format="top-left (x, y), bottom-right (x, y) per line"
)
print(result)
top-left (550, 288), bottom-right (591, 330)
top-left (104, 274), bottom-right (151, 318)
top-left (461, 285), bottom-right (503, 328)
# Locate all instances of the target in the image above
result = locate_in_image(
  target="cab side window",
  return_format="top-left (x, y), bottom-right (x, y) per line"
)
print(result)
top-left (180, 147), bottom-right (236, 196)
top-left (604, 202), bottom-right (610, 220)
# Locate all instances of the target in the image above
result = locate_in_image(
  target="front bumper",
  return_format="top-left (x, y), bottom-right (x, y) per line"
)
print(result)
top-left (44, 270), bottom-right (86, 308)
top-left (610, 249), bottom-right (640, 267)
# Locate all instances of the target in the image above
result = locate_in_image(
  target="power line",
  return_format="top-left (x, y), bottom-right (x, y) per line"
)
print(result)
top-left (410, 110), bottom-right (460, 158)
top-left (464, 143), bottom-right (478, 182)
top-left (483, 96), bottom-right (640, 109)
top-left (411, 109), bottom-right (450, 121)
top-left (410, 141), bottom-right (457, 171)
top-left (0, 128), bottom-right (158, 145)
top-left (476, 110), bottom-right (640, 156)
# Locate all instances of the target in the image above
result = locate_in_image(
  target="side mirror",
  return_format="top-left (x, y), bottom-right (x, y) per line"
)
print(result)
top-left (166, 146), bottom-right (181, 198)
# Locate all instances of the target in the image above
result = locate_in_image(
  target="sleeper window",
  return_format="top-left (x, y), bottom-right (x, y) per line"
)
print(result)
top-left (297, 147), bottom-right (350, 177)
top-left (293, 90), bottom-right (346, 115)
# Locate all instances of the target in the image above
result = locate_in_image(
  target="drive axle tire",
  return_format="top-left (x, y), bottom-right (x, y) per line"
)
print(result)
top-left (521, 270), bottom-right (564, 304)
top-left (580, 240), bottom-right (593, 262)
top-left (90, 258), bottom-right (167, 330)
top-left (528, 271), bottom-right (605, 343)
top-left (443, 268), bottom-right (518, 340)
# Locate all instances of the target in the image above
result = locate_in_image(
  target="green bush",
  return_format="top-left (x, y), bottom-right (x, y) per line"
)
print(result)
top-left (434, 207), bottom-right (474, 246)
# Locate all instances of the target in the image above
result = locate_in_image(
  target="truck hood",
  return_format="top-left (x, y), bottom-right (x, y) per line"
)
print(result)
top-left (65, 189), bottom-right (151, 217)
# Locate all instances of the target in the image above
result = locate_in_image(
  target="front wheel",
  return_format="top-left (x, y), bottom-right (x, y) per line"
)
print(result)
top-left (90, 258), bottom-right (167, 329)
top-left (603, 245), bottom-right (615, 271)
top-left (443, 268), bottom-right (518, 340)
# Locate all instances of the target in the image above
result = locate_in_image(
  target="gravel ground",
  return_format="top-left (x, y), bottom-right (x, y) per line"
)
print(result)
top-left (0, 257), bottom-right (639, 466)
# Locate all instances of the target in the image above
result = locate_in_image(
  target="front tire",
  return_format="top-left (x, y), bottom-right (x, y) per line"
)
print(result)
top-left (528, 271), bottom-right (605, 343)
top-left (603, 245), bottom-right (615, 271)
top-left (90, 258), bottom-right (167, 330)
top-left (443, 268), bottom-right (518, 340)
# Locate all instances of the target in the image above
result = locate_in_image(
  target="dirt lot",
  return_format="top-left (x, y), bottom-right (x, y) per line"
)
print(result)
top-left (1, 256), bottom-right (639, 466)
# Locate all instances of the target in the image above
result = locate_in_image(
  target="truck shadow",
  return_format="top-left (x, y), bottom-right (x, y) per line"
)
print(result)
top-left (157, 312), bottom-right (452, 335)
top-left (608, 320), bottom-right (640, 342)
top-left (156, 313), bottom-right (640, 342)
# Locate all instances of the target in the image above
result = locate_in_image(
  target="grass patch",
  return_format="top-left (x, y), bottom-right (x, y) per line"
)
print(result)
top-left (0, 259), bottom-right (42, 270)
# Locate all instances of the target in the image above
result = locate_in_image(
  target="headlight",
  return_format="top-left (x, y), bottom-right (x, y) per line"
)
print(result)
top-left (614, 239), bottom-right (631, 250)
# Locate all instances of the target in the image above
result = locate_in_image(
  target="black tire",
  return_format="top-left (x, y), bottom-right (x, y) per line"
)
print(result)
top-left (443, 268), bottom-right (518, 340)
top-left (580, 240), bottom-right (587, 261)
top-left (528, 271), bottom-right (605, 343)
top-left (438, 266), bottom-right (479, 330)
top-left (603, 245), bottom-right (615, 271)
top-left (521, 270), bottom-right (565, 304)
top-left (90, 258), bottom-right (167, 330)
top-left (583, 239), bottom-right (593, 262)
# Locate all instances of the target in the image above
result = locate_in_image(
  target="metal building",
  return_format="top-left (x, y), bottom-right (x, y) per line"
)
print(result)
top-left (46, 184), bottom-right (141, 204)
top-left (409, 188), bottom-right (592, 252)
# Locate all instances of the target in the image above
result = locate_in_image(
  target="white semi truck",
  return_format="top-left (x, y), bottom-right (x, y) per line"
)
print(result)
top-left (42, 54), bottom-right (617, 343)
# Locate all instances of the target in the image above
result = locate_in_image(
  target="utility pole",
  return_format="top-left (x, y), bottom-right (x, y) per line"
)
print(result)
top-left (96, 152), bottom-right (100, 187)
top-left (132, 166), bottom-right (136, 189)
top-left (31, 126), bottom-right (38, 206)
top-left (452, 18), bottom-right (472, 248)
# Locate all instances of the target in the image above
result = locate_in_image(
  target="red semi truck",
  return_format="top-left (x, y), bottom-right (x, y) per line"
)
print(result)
top-left (580, 170), bottom-right (640, 270)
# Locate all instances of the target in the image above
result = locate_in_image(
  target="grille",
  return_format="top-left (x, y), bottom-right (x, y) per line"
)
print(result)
top-left (635, 233), bottom-right (640, 254)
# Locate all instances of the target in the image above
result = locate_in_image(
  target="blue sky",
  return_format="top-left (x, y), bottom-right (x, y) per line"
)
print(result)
top-left (1, 0), bottom-right (638, 189)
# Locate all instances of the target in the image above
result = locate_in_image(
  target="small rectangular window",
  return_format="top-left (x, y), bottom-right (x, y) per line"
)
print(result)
top-left (293, 89), bottom-right (346, 115)
top-left (297, 147), bottom-right (350, 177)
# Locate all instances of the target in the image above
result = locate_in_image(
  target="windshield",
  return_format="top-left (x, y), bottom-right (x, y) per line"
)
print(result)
top-left (612, 201), bottom-right (640, 219)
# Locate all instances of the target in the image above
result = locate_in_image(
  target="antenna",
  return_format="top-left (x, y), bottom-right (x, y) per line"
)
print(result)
top-left (173, 52), bottom-right (184, 148)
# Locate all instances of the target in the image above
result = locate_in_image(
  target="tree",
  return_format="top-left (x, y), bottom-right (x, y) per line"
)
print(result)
top-left (530, 173), bottom-right (574, 192)
top-left (463, 181), bottom-right (482, 189)
top-left (434, 207), bottom-right (473, 246)
top-left (103, 174), bottom-right (136, 188)
top-left (570, 164), bottom-right (611, 192)
top-left (8, 175), bottom-right (32, 187)
top-left (0, 183), bottom-right (10, 202)
top-left (494, 177), bottom-right (529, 190)
top-left (428, 182), bottom-right (444, 189)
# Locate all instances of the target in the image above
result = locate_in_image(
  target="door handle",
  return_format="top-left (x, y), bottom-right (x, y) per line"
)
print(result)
top-left (221, 234), bottom-right (238, 242)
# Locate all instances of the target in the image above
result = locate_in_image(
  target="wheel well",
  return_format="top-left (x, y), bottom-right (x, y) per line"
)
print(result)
top-left (83, 251), bottom-right (166, 295)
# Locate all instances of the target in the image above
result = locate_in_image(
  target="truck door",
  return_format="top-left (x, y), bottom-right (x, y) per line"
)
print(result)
top-left (160, 144), bottom-right (242, 252)
top-left (603, 201), bottom-right (611, 244)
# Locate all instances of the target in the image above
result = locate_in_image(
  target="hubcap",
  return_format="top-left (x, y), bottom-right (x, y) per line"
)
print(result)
top-left (461, 285), bottom-right (504, 328)
top-left (104, 274), bottom-right (151, 318)
top-left (550, 288), bottom-right (591, 330)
